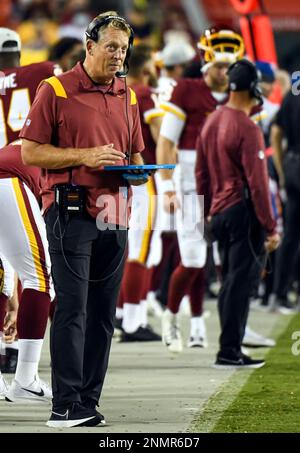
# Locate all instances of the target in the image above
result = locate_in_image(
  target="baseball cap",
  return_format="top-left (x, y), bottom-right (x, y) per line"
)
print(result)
top-left (0, 28), bottom-right (21, 53)
top-left (228, 59), bottom-right (260, 91)
top-left (160, 41), bottom-right (196, 67)
top-left (255, 60), bottom-right (275, 83)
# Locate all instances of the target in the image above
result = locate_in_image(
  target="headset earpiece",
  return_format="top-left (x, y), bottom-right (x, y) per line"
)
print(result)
top-left (85, 15), bottom-right (134, 77)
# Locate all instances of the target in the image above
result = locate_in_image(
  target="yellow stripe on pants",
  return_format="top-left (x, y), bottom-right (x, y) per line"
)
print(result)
top-left (12, 178), bottom-right (46, 292)
top-left (138, 176), bottom-right (156, 264)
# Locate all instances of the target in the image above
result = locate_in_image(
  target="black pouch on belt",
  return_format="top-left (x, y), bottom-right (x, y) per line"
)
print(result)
top-left (54, 184), bottom-right (86, 216)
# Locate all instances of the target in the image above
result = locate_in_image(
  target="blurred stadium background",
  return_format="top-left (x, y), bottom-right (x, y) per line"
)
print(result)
top-left (0, 0), bottom-right (299, 72)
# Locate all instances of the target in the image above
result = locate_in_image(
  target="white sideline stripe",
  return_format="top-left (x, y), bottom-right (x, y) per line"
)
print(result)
top-left (188, 315), bottom-right (293, 433)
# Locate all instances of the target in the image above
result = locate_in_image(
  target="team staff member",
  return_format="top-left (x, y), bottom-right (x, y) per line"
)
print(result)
top-left (20, 11), bottom-right (145, 428)
top-left (196, 59), bottom-right (280, 368)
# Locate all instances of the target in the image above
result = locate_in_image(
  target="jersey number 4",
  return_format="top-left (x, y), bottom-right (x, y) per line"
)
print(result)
top-left (0, 88), bottom-right (31, 147)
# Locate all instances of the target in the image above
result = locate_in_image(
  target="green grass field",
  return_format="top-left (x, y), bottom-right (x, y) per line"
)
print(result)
top-left (193, 314), bottom-right (300, 433)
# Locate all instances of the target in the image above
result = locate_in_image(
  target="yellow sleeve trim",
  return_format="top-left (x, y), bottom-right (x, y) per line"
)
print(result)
top-left (44, 76), bottom-right (67, 99)
top-left (129, 87), bottom-right (137, 105)
top-left (161, 103), bottom-right (186, 121)
top-left (144, 111), bottom-right (165, 124)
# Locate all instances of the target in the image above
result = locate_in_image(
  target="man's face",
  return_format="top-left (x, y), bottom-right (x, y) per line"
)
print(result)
top-left (207, 61), bottom-right (230, 90)
top-left (90, 27), bottom-right (129, 79)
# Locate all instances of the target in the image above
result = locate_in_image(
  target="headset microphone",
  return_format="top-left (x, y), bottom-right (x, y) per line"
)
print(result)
top-left (116, 62), bottom-right (129, 78)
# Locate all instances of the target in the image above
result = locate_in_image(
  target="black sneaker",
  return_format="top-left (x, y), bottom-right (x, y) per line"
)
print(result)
top-left (120, 326), bottom-right (161, 342)
top-left (46, 402), bottom-right (104, 428)
top-left (81, 399), bottom-right (106, 425)
top-left (214, 352), bottom-right (265, 369)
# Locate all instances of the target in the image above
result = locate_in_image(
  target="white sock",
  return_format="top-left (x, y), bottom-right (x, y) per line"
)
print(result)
top-left (15, 339), bottom-right (43, 387)
top-left (147, 291), bottom-right (155, 301)
top-left (122, 303), bottom-right (141, 333)
top-left (116, 307), bottom-right (123, 320)
top-left (179, 295), bottom-right (191, 315)
top-left (190, 316), bottom-right (206, 337)
top-left (140, 299), bottom-right (148, 327)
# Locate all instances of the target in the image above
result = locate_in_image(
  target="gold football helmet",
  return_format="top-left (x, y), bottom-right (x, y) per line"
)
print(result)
top-left (198, 28), bottom-right (245, 64)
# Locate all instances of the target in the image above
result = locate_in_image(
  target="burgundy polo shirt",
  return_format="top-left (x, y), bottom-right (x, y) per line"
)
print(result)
top-left (196, 106), bottom-right (276, 235)
top-left (20, 62), bottom-right (144, 226)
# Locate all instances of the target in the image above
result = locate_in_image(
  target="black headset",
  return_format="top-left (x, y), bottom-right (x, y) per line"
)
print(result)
top-left (228, 59), bottom-right (263, 105)
top-left (85, 15), bottom-right (134, 77)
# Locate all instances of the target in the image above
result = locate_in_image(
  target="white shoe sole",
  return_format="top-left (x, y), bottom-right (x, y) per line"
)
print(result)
top-left (213, 362), bottom-right (265, 370)
top-left (5, 396), bottom-right (51, 404)
top-left (242, 340), bottom-right (276, 347)
top-left (46, 416), bottom-right (95, 428)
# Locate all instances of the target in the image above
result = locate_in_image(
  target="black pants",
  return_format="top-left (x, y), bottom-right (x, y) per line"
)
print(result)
top-left (274, 153), bottom-right (300, 299)
top-left (211, 202), bottom-right (264, 357)
top-left (45, 205), bottom-right (127, 407)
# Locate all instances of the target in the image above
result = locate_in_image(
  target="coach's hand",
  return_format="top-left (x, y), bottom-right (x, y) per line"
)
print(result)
top-left (123, 169), bottom-right (156, 186)
top-left (264, 232), bottom-right (280, 253)
top-left (82, 144), bottom-right (126, 168)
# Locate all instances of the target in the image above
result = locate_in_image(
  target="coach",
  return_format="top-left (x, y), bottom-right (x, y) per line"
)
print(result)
top-left (20, 11), bottom-right (145, 428)
top-left (196, 59), bottom-right (280, 369)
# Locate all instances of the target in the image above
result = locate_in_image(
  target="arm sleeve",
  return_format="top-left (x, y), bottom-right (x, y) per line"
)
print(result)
top-left (19, 82), bottom-right (57, 144)
top-left (241, 124), bottom-right (276, 234)
top-left (159, 80), bottom-right (187, 145)
top-left (195, 133), bottom-right (211, 217)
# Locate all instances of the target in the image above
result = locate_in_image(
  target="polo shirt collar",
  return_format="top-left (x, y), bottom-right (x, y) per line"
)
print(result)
top-left (73, 62), bottom-right (126, 95)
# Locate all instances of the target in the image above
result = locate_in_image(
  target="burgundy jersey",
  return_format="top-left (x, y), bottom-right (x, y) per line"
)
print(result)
top-left (0, 61), bottom-right (59, 148)
top-left (0, 143), bottom-right (40, 199)
top-left (161, 78), bottom-right (226, 149)
top-left (130, 83), bottom-right (163, 164)
top-left (195, 106), bottom-right (276, 234)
